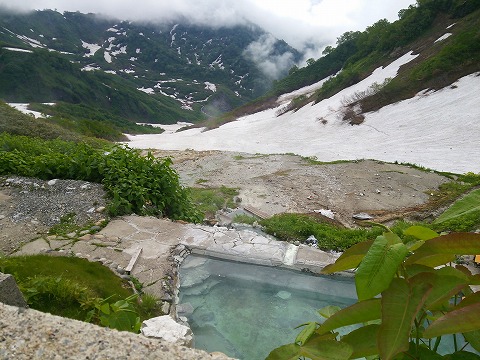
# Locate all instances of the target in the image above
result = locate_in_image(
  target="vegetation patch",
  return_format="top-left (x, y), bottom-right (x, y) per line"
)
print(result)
top-left (0, 255), bottom-right (162, 331)
top-left (189, 186), bottom-right (239, 218)
top-left (432, 188), bottom-right (480, 232)
top-left (259, 213), bottom-right (408, 251)
top-left (0, 133), bottom-right (202, 222)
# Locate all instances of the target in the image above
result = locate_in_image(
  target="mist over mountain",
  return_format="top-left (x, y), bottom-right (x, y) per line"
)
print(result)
top-left (0, 7), bottom-right (301, 132)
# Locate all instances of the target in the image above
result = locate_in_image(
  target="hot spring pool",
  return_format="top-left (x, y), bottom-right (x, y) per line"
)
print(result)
top-left (178, 255), bottom-right (357, 360)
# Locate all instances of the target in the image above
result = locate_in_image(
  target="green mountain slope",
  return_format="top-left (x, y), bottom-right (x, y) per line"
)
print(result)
top-left (0, 8), bottom-right (301, 134)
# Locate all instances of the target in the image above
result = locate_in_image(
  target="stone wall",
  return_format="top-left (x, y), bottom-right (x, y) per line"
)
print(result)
top-left (0, 303), bottom-right (234, 359)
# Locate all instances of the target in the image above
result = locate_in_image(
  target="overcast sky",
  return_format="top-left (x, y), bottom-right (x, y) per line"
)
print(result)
top-left (0, 0), bottom-right (416, 58)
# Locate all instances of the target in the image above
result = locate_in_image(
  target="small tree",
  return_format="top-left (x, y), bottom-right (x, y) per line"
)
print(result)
top-left (267, 226), bottom-right (480, 359)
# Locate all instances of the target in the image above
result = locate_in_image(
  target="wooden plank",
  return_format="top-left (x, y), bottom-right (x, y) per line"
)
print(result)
top-left (125, 248), bottom-right (142, 274)
top-left (243, 205), bottom-right (269, 220)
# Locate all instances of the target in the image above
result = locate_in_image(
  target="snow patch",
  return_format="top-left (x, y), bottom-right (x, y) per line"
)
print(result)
top-left (3, 47), bottom-right (33, 53)
top-left (104, 51), bottom-right (112, 63)
top-left (81, 41), bottom-right (101, 57)
top-left (204, 82), bottom-right (217, 92)
top-left (81, 64), bottom-right (101, 71)
top-left (435, 33), bottom-right (452, 43)
top-left (138, 87), bottom-right (155, 94)
top-left (7, 103), bottom-right (54, 118)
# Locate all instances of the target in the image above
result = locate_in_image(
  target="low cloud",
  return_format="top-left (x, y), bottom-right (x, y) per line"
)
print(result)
top-left (0, 0), bottom-right (415, 64)
top-left (243, 34), bottom-right (296, 80)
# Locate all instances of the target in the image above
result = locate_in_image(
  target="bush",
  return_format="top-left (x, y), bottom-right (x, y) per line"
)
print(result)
top-left (0, 133), bottom-right (202, 222)
top-left (260, 214), bottom-right (387, 251)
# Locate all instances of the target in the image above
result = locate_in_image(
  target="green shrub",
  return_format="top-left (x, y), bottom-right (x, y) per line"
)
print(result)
top-left (189, 186), bottom-right (239, 218)
top-left (0, 133), bottom-right (202, 222)
top-left (260, 214), bottom-right (389, 251)
top-left (268, 228), bottom-right (480, 359)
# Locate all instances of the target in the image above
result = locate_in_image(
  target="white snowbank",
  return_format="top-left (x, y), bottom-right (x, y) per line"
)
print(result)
top-left (3, 47), bottom-right (33, 53)
top-left (204, 82), bottom-right (217, 92)
top-left (138, 87), bottom-right (155, 94)
top-left (7, 103), bottom-right (52, 118)
top-left (81, 41), bottom-right (101, 57)
top-left (435, 33), bottom-right (452, 43)
top-left (126, 52), bottom-right (480, 174)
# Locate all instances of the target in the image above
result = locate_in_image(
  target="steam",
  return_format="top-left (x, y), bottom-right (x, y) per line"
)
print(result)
top-left (243, 34), bottom-right (296, 80)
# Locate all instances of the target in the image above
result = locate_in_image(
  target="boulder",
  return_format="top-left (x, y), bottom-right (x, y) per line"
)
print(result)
top-left (141, 315), bottom-right (194, 347)
top-left (0, 273), bottom-right (27, 308)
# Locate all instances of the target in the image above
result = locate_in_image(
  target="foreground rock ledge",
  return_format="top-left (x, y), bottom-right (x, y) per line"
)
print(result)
top-left (0, 303), bottom-right (234, 360)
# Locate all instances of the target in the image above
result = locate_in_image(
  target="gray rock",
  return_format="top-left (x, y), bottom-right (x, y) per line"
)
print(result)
top-left (141, 315), bottom-right (194, 347)
top-left (352, 212), bottom-right (373, 220)
top-left (0, 273), bottom-right (27, 308)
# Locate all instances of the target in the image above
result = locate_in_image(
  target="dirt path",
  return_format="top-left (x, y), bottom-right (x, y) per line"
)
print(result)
top-left (152, 150), bottom-right (450, 226)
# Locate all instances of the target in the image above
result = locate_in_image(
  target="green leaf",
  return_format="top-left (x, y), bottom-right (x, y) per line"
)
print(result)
top-left (317, 299), bottom-right (381, 335)
top-left (423, 302), bottom-right (480, 338)
top-left (266, 343), bottom-right (301, 360)
top-left (300, 339), bottom-right (353, 360)
top-left (378, 278), bottom-right (432, 360)
top-left (403, 226), bottom-right (439, 240)
top-left (410, 268), bottom-right (469, 311)
top-left (321, 240), bottom-right (373, 274)
top-left (100, 302), bottom-right (110, 315)
top-left (340, 324), bottom-right (380, 358)
top-left (406, 233), bottom-right (480, 266)
top-left (318, 305), bottom-right (341, 318)
top-left (463, 330), bottom-right (480, 352)
top-left (355, 235), bottom-right (408, 300)
top-left (443, 351), bottom-right (480, 360)
top-left (296, 322), bottom-right (317, 346)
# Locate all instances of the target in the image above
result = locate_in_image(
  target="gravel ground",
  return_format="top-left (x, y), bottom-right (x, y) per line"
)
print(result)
top-left (0, 176), bottom-right (107, 255)
top-left (153, 150), bottom-right (450, 226)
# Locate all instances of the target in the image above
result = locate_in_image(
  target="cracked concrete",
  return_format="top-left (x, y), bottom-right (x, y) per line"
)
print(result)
top-left (12, 214), bottom-right (340, 304)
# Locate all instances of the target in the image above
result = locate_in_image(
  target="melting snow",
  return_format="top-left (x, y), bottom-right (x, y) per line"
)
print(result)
top-left (446, 23), bottom-right (456, 29)
top-left (126, 52), bottom-right (480, 174)
top-left (7, 103), bottom-right (53, 118)
top-left (81, 41), bottom-right (101, 57)
top-left (435, 33), bottom-right (452, 43)
top-left (204, 82), bottom-right (217, 92)
top-left (138, 87), bottom-right (155, 94)
top-left (81, 64), bottom-right (101, 71)
top-left (104, 51), bottom-right (112, 63)
top-left (3, 47), bottom-right (33, 53)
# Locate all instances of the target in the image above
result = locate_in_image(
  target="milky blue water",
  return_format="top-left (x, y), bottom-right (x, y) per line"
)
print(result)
top-left (178, 255), bottom-right (357, 360)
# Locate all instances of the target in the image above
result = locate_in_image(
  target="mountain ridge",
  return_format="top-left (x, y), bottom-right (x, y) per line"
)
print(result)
top-left (0, 7), bottom-right (301, 137)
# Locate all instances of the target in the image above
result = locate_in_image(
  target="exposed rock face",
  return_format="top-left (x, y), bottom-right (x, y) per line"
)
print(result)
top-left (0, 303), bottom-right (234, 360)
top-left (0, 272), bottom-right (27, 307)
top-left (141, 315), bottom-right (194, 347)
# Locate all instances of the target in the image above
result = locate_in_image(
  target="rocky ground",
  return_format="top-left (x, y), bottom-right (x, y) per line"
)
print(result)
top-left (0, 176), bottom-right (107, 255)
top-left (153, 150), bottom-right (450, 226)
top-left (0, 150), bottom-right (451, 255)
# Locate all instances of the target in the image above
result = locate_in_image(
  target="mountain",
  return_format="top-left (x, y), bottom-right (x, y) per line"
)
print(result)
top-left (125, 0), bottom-right (480, 174)
top-left (0, 8), bottom-right (301, 136)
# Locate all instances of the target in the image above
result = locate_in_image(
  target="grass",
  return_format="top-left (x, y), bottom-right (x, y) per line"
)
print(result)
top-left (432, 188), bottom-right (480, 232)
top-left (0, 254), bottom-right (162, 323)
top-left (47, 212), bottom-right (96, 236)
top-left (233, 214), bottom-right (257, 225)
top-left (260, 214), bottom-right (416, 251)
top-left (189, 186), bottom-right (239, 218)
top-left (0, 255), bottom-right (132, 319)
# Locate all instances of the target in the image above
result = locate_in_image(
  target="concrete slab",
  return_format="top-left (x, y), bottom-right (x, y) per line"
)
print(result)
top-left (294, 245), bottom-right (340, 272)
top-left (11, 238), bottom-right (49, 256)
